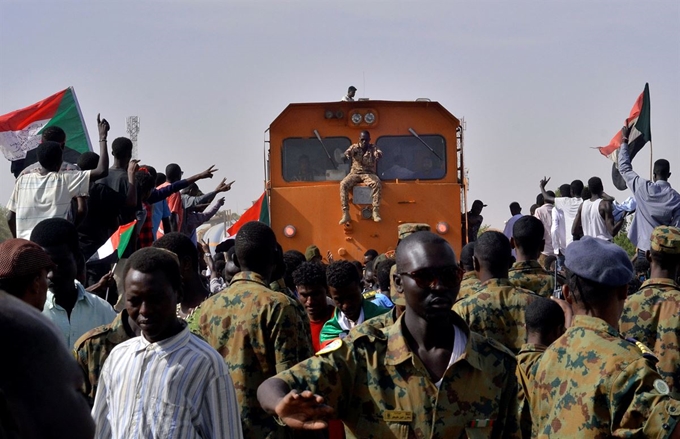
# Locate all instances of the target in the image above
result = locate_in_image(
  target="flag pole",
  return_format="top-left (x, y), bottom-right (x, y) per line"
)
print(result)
top-left (649, 140), bottom-right (653, 180)
top-left (105, 262), bottom-right (117, 303)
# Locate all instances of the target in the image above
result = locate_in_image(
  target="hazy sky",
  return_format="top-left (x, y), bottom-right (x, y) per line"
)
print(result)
top-left (1, 1), bottom-right (678, 231)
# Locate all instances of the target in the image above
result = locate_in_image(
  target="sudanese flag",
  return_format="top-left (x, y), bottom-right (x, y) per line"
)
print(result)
top-left (597, 83), bottom-right (652, 190)
top-left (227, 192), bottom-right (269, 237)
top-left (0, 87), bottom-right (92, 162)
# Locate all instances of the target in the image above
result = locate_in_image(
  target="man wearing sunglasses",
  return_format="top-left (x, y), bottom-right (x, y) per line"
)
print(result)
top-left (258, 231), bottom-right (521, 438)
top-left (453, 230), bottom-right (538, 354)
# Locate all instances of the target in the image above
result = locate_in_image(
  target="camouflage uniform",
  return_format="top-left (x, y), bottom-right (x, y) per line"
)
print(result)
top-left (531, 315), bottom-right (680, 438)
top-left (271, 278), bottom-right (314, 348)
top-left (452, 278), bottom-right (538, 353)
top-left (620, 226), bottom-right (680, 398)
top-left (276, 312), bottom-right (522, 439)
top-left (358, 307), bottom-right (397, 331)
top-left (515, 343), bottom-right (546, 438)
top-left (507, 260), bottom-right (554, 297)
top-left (192, 271), bottom-right (314, 439)
top-left (620, 278), bottom-right (680, 398)
top-left (73, 310), bottom-right (135, 403)
top-left (339, 143), bottom-right (382, 210)
top-left (457, 271), bottom-right (482, 302)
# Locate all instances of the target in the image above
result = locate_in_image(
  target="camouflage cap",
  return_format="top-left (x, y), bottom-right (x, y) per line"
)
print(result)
top-left (305, 245), bottom-right (321, 261)
top-left (398, 223), bottom-right (431, 240)
top-left (389, 264), bottom-right (405, 306)
top-left (650, 226), bottom-right (680, 254)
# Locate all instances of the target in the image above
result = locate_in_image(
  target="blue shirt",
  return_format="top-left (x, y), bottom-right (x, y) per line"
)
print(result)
top-left (618, 145), bottom-right (680, 250)
top-left (371, 292), bottom-right (395, 309)
top-left (151, 199), bottom-right (171, 239)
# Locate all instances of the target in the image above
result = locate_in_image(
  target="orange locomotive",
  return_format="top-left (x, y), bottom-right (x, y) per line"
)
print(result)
top-left (266, 99), bottom-right (467, 261)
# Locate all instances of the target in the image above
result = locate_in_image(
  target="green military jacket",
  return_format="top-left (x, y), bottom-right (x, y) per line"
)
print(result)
top-left (359, 307), bottom-right (398, 331)
top-left (320, 299), bottom-right (390, 343)
top-left (619, 278), bottom-right (680, 398)
top-left (507, 260), bottom-right (554, 298)
top-left (73, 309), bottom-right (135, 404)
top-left (277, 312), bottom-right (522, 439)
top-left (457, 271), bottom-right (483, 302)
top-left (452, 278), bottom-right (538, 354)
top-left (531, 315), bottom-right (680, 438)
top-left (515, 343), bottom-right (546, 439)
top-left (192, 271), bottom-right (314, 439)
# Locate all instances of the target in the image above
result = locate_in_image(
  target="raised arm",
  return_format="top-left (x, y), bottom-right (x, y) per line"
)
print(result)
top-left (184, 165), bottom-right (217, 185)
top-left (617, 126), bottom-right (642, 193)
top-left (125, 160), bottom-right (139, 207)
top-left (539, 177), bottom-right (556, 203)
top-left (89, 114), bottom-right (110, 182)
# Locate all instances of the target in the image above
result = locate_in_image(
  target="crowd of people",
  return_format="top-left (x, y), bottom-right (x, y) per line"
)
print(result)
top-left (0, 116), bottom-right (679, 439)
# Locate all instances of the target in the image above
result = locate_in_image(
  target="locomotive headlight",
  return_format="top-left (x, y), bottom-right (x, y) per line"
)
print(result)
top-left (283, 225), bottom-right (297, 238)
top-left (364, 112), bottom-right (376, 124)
top-left (351, 113), bottom-right (363, 125)
top-left (436, 221), bottom-right (450, 234)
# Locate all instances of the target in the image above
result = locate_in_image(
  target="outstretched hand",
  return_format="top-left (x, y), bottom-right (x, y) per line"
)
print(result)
top-left (97, 113), bottom-right (110, 139)
top-left (539, 176), bottom-right (550, 189)
top-left (198, 165), bottom-right (217, 180)
top-left (621, 125), bottom-right (631, 141)
top-left (215, 178), bottom-right (234, 193)
top-left (274, 390), bottom-right (335, 430)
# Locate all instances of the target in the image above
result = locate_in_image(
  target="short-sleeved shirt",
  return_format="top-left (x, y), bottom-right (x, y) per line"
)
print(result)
top-left (531, 315), bottom-right (680, 438)
top-left (344, 143), bottom-right (382, 174)
top-left (277, 312), bottom-right (522, 439)
top-left (191, 271), bottom-right (313, 439)
top-left (533, 203), bottom-right (554, 255)
top-left (452, 278), bottom-right (538, 353)
top-left (619, 278), bottom-right (680, 397)
top-left (157, 182), bottom-right (185, 230)
top-left (42, 280), bottom-right (117, 349)
top-left (7, 169), bottom-right (91, 239)
top-left (508, 260), bottom-right (555, 297)
top-left (73, 309), bottom-right (136, 402)
top-left (553, 197), bottom-right (583, 247)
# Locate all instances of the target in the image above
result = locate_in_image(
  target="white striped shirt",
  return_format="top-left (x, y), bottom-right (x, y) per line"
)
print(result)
top-left (92, 325), bottom-right (243, 439)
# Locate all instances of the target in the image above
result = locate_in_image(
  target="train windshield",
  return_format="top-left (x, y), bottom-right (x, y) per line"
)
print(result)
top-left (376, 135), bottom-right (447, 180)
top-left (282, 137), bottom-right (352, 182)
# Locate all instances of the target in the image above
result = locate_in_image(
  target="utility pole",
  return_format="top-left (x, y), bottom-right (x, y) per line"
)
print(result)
top-left (126, 116), bottom-right (140, 159)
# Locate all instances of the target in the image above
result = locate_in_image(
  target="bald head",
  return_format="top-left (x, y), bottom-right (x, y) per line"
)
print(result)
top-left (0, 291), bottom-right (94, 439)
top-left (396, 231), bottom-right (455, 271)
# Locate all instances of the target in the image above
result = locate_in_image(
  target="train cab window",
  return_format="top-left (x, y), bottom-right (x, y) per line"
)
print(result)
top-left (282, 137), bottom-right (352, 182)
top-left (376, 135), bottom-right (447, 180)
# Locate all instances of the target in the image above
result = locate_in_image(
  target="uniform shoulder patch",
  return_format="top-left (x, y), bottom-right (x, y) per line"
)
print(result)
top-left (363, 290), bottom-right (377, 299)
top-left (483, 334), bottom-right (517, 360)
top-left (626, 337), bottom-right (658, 362)
top-left (315, 339), bottom-right (343, 356)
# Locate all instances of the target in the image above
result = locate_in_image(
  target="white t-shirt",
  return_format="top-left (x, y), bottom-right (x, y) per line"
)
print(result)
top-left (553, 197), bottom-right (583, 247)
top-left (434, 324), bottom-right (468, 389)
top-left (7, 170), bottom-right (90, 239)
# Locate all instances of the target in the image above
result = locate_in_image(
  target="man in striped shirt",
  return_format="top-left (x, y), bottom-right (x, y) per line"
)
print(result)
top-left (92, 247), bottom-right (242, 439)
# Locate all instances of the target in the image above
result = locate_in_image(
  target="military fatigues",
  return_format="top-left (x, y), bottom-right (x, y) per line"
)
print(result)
top-left (452, 278), bottom-right (538, 354)
top-left (515, 343), bottom-right (546, 439)
top-left (271, 278), bottom-right (314, 348)
top-left (73, 310), bottom-right (136, 403)
top-left (359, 307), bottom-right (397, 331)
top-left (276, 312), bottom-right (522, 439)
top-left (192, 271), bottom-right (314, 439)
top-left (619, 278), bottom-right (680, 397)
top-left (507, 260), bottom-right (554, 298)
top-left (531, 315), bottom-right (680, 437)
top-left (457, 271), bottom-right (482, 302)
top-left (340, 143), bottom-right (382, 210)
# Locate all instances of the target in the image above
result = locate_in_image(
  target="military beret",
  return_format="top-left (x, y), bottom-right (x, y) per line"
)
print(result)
top-left (0, 238), bottom-right (55, 279)
top-left (305, 245), bottom-right (321, 261)
top-left (564, 236), bottom-right (633, 287)
top-left (398, 223), bottom-right (431, 240)
top-left (650, 226), bottom-right (680, 255)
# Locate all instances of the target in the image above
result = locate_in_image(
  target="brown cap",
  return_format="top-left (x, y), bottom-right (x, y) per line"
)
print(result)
top-left (0, 239), bottom-right (55, 279)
